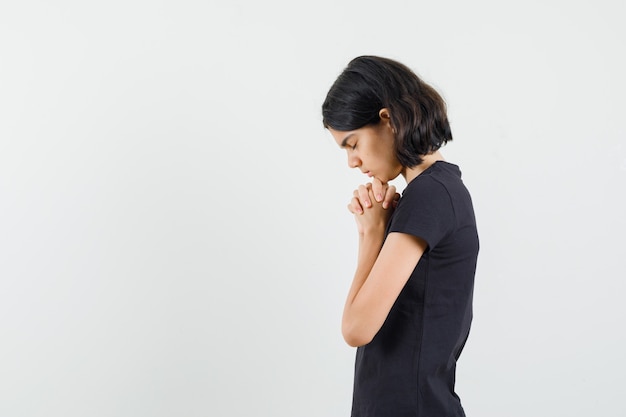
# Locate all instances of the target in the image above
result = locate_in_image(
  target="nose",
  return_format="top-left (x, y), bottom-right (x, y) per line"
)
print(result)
top-left (347, 152), bottom-right (360, 169)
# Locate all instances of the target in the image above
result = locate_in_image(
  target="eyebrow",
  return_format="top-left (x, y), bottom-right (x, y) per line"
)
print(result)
top-left (340, 133), bottom-right (355, 148)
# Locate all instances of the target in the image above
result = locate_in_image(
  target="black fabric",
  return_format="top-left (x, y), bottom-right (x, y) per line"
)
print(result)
top-left (351, 161), bottom-right (479, 417)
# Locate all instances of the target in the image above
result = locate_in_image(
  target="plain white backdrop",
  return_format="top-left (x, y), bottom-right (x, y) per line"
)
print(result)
top-left (1, 0), bottom-right (625, 416)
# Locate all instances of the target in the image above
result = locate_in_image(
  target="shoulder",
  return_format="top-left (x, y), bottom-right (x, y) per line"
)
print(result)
top-left (400, 178), bottom-right (451, 210)
top-left (390, 163), bottom-right (459, 247)
top-left (401, 162), bottom-right (462, 204)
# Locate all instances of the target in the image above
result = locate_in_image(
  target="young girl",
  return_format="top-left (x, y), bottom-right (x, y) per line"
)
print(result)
top-left (322, 56), bottom-right (479, 417)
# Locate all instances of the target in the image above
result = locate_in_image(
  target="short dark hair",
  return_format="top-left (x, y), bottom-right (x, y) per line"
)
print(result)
top-left (322, 56), bottom-right (452, 167)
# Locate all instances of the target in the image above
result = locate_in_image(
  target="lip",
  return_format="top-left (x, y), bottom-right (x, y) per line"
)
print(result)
top-left (366, 172), bottom-right (373, 177)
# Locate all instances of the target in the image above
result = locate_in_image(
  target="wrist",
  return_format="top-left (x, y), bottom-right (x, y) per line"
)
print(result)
top-left (359, 224), bottom-right (386, 239)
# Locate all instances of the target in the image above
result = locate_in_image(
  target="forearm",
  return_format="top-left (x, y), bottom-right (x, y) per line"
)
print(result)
top-left (342, 227), bottom-right (385, 344)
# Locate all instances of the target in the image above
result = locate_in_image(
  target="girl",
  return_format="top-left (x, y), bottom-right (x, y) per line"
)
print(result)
top-left (322, 56), bottom-right (479, 417)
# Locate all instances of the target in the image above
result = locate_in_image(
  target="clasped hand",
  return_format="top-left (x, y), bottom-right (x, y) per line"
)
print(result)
top-left (347, 178), bottom-right (400, 235)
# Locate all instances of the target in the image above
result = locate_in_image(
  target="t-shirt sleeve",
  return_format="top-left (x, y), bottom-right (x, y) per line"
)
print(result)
top-left (388, 178), bottom-right (455, 250)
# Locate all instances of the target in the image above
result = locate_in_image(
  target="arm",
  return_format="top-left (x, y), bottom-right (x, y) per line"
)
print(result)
top-left (343, 189), bottom-right (427, 347)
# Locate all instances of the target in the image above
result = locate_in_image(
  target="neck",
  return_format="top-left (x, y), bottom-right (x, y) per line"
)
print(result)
top-left (401, 151), bottom-right (445, 183)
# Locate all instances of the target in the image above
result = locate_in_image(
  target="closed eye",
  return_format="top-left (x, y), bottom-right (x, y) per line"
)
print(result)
top-left (340, 133), bottom-right (356, 149)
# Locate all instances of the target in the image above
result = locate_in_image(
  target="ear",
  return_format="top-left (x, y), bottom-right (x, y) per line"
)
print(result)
top-left (379, 108), bottom-right (396, 133)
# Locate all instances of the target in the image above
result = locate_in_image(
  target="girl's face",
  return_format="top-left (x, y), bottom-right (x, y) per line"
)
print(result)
top-left (328, 111), bottom-right (403, 184)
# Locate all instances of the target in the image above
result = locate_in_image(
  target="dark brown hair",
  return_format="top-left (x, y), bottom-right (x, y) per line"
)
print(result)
top-left (322, 56), bottom-right (452, 167)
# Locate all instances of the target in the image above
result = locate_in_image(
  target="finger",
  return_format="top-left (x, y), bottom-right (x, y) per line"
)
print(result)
top-left (371, 178), bottom-right (387, 202)
top-left (352, 190), bottom-right (364, 213)
top-left (358, 184), bottom-right (371, 208)
top-left (368, 188), bottom-right (378, 205)
top-left (348, 196), bottom-right (364, 214)
top-left (392, 192), bottom-right (401, 208)
top-left (382, 185), bottom-right (397, 209)
top-left (348, 193), bottom-right (364, 214)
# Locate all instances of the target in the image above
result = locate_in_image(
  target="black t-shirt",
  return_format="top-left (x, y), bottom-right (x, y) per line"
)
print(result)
top-left (351, 161), bottom-right (479, 417)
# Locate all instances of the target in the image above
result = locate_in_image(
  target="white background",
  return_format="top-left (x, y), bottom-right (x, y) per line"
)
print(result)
top-left (1, 1), bottom-right (625, 416)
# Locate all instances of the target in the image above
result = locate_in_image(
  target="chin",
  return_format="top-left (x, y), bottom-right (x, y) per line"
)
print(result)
top-left (383, 173), bottom-right (400, 183)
